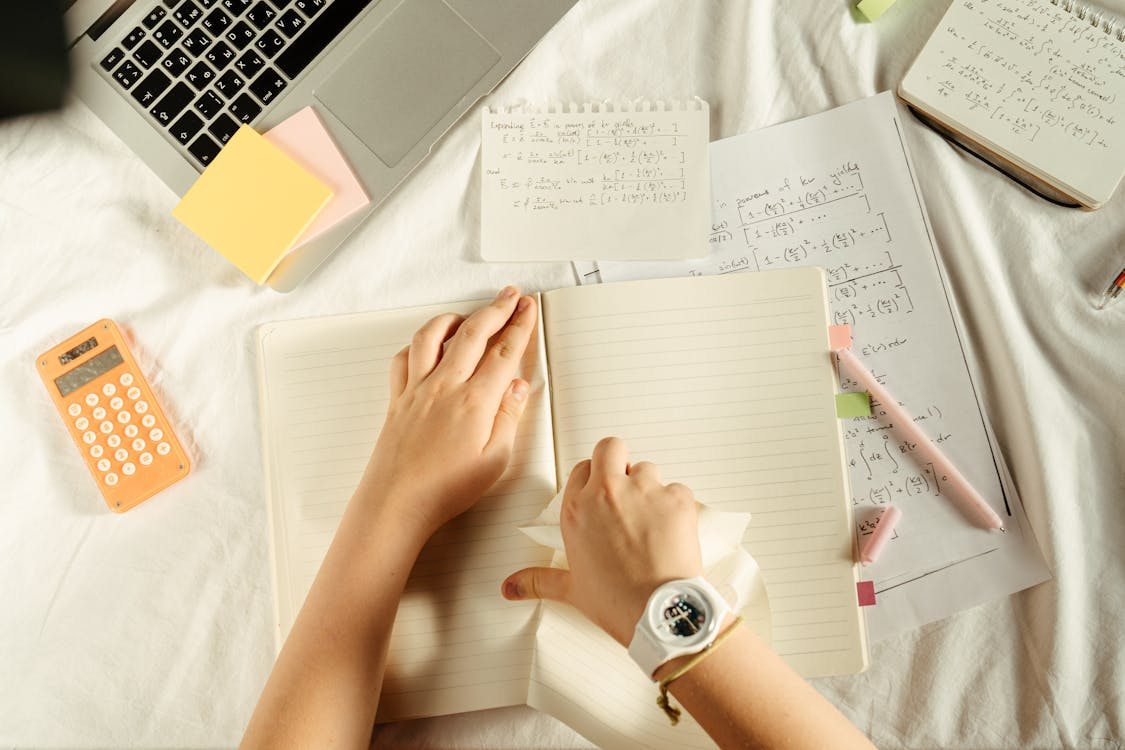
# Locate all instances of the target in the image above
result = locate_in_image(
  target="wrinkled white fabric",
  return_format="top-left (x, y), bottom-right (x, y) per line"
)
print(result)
top-left (1, 1), bottom-right (1123, 748)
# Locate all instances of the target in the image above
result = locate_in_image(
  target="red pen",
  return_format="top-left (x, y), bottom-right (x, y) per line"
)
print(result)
top-left (1098, 268), bottom-right (1125, 309)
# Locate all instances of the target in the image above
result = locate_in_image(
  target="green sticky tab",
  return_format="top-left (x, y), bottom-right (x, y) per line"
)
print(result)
top-left (836, 392), bottom-right (872, 418)
top-left (857, 0), bottom-right (898, 21)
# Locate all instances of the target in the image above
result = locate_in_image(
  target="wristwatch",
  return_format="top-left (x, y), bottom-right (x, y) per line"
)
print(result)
top-left (628, 576), bottom-right (733, 679)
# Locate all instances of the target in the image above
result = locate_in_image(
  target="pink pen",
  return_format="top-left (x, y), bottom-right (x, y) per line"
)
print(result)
top-left (859, 505), bottom-right (902, 565)
top-left (834, 346), bottom-right (1005, 531)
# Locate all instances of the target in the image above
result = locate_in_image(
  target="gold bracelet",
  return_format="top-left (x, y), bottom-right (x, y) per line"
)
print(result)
top-left (656, 616), bottom-right (744, 726)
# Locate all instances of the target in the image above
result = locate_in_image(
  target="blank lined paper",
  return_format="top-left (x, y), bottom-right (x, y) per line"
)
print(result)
top-left (258, 301), bottom-right (557, 721)
top-left (541, 270), bottom-right (867, 679)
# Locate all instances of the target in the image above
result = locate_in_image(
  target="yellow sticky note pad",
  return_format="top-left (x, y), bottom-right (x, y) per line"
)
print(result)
top-left (857, 0), bottom-right (898, 21)
top-left (172, 125), bottom-right (332, 284)
top-left (836, 392), bottom-right (872, 418)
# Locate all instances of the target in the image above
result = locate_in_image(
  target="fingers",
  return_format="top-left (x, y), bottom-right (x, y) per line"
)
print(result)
top-left (502, 567), bottom-right (570, 603)
top-left (471, 295), bottom-right (537, 394)
top-left (438, 287), bottom-right (522, 380)
top-left (564, 459), bottom-right (592, 497)
top-left (485, 379), bottom-right (531, 457)
top-left (626, 460), bottom-right (661, 483)
top-left (389, 346), bottom-right (409, 397)
top-left (408, 313), bottom-right (464, 384)
top-left (590, 436), bottom-right (629, 481)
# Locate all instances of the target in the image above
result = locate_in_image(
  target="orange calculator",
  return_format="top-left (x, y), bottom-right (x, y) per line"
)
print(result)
top-left (37, 319), bottom-right (190, 513)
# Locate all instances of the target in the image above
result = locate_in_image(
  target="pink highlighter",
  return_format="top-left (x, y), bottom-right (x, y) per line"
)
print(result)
top-left (859, 505), bottom-right (902, 566)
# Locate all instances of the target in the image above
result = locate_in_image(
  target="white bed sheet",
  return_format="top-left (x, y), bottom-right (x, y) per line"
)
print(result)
top-left (1, 1), bottom-right (1123, 747)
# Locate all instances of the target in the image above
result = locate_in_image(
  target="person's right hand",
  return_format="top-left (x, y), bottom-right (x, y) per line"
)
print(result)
top-left (501, 437), bottom-right (704, 647)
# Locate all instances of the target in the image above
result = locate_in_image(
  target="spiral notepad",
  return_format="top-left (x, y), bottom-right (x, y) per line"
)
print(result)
top-left (480, 100), bottom-right (710, 261)
top-left (898, 0), bottom-right (1125, 208)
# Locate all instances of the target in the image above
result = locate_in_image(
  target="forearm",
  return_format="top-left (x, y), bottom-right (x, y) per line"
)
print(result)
top-left (241, 494), bottom-right (429, 750)
top-left (655, 621), bottom-right (876, 750)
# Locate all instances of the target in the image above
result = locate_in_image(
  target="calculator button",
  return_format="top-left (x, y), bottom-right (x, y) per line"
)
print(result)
top-left (118, 411), bottom-right (132, 424)
top-left (82, 431), bottom-right (97, 444)
top-left (127, 386), bottom-right (141, 400)
top-left (107, 435), bottom-right (122, 448)
top-left (115, 448), bottom-right (129, 462)
top-left (93, 406), bottom-right (107, 420)
top-left (149, 428), bottom-right (164, 441)
top-left (136, 401), bottom-right (149, 414)
top-left (140, 452), bottom-right (154, 466)
top-left (125, 425), bottom-right (139, 438)
top-left (122, 462), bottom-right (137, 476)
top-left (105, 473), bottom-right (119, 487)
top-left (103, 383), bottom-right (117, 396)
top-left (100, 421), bottom-right (114, 434)
top-left (85, 393), bottom-right (99, 407)
top-left (157, 442), bottom-right (171, 456)
top-left (97, 458), bottom-right (112, 472)
top-left (132, 438), bottom-right (147, 452)
top-left (75, 417), bottom-right (90, 430)
top-left (110, 396), bottom-right (124, 410)
top-left (90, 445), bottom-right (104, 459)
top-left (142, 414), bottom-right (156, 428)
top-left (68, 403), bottom-right (82, 417)
top-left (120, 373), bottom-right (134, 386)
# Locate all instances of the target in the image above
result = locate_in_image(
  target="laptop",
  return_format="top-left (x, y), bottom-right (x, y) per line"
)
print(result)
top-left (63, 0), bottom-right (577, 291)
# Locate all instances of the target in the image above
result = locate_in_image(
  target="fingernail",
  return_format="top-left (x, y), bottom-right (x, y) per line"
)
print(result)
top-left (516, 295), bottom-right (531, 312)
top-left (510, 380), bottom-right (529, 402)
top-left (502, 579), bottom-right (522, 599)
top-left (497, 285), bottom-right (518, 299)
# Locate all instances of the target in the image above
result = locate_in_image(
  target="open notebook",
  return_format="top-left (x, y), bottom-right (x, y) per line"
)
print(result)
top-left (257, 269), bottom-right (867, 749)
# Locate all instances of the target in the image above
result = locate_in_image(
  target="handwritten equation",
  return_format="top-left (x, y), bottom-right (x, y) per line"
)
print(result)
top-left (916, 0), bottom-right (1125, 149)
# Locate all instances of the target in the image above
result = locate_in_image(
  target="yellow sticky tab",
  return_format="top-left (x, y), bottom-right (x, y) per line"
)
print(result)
top-left (172, 125), bottom-right (333, 284)
top-left (836, 392), bottom-right (872, 418)
top-left (857, 0), bottom-right (898, 21)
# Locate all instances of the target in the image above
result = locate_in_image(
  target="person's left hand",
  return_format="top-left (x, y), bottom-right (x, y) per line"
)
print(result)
top-left (353, 286), bottom-right (538, 538)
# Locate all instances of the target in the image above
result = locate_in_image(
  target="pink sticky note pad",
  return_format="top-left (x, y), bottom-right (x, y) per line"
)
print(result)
top-left (829, 324), bottom-right (852, 351)
top-left (264, 107), bottom-right (370, 249)
top-left (857, 581), bottom-right (876, 606)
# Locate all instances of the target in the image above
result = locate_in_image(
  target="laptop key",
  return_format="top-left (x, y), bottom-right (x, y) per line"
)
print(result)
top-left (133, 40), bottom-right (164, 68)
top-left (208, 112), bottom-right (239, 143)
top-left (223, 0), bottom-right (252, 15)
top-left (170, 111), bottom-right (205, 144)
top-left (267, 0), bottom-right (293, 9)
top-left (225, 21), bottom-right (256, 49)
top-left (228, 92), bottom-right (262, 123)
top-left (153, 20), bottom-right (183, 49)
top-left (275, 9), bottom-right (305, 37)
top-left (161, 48), bottom-right (193, 76)
top-left (131, 69), bottom-right (172, 106)
top-left (100, 48), bottom-right (126, 72)
top-left (247, 1), bottom-right (277, 29)
top-left (249, 68), bottom-right (286, 104)
top-left (205, 41), bottom-right (235, 70)
top-left (255, 29), bottom-right (285, 59)
top-left (150, 81), bottom-right (194, 124)
top-left (234, 49), bottom-right (264, 78)
top-left (113, 61), bottom-right (143, 89)
top-left (143, 7), bottom-right (168, 28)
top-left (277, 0), bottom-right (374, 79)
top-left (186, 61), bottom-right (216, 90)
top-left (194, 90), bottom-right (224, 118)
top-left (293, 0), bottom-right (325, 18)
top-left (214, 69), bottom-right (245, 97)
top-left (188, 133), bottom-right (222, 167)
top-left (182, 28), bottom-right (212, 56)
top-left (122, 26), bottom-right (146, 50)
top-left (174, 1), bottom-right (204, 27)
top-left (202, 8), bottom-right (231, 33)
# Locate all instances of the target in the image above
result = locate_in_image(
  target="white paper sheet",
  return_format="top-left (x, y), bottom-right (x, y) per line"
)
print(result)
top-left (595, 92), bottom-right (1051, 640)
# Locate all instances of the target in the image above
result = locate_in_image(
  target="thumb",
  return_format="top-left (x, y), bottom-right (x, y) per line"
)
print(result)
top-left (488, 379), bottom-right (531, 453)
top-left (502, 567), bottom-right (570, 603)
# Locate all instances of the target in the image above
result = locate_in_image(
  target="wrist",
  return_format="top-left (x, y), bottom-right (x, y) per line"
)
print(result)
top-left (651, 612), bottom-right (738, 682)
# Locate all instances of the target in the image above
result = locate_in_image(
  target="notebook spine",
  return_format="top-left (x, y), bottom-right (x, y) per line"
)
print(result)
top-left (486, 98), bottom-right (709, 115)
top-left (1048, 0), bottom-right (1125, 41)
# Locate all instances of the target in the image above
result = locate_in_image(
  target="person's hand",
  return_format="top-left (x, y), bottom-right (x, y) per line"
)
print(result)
top-left (354, 286), bottom-right (538, 539)
top-left (501, 437), bottom-right (704, 646)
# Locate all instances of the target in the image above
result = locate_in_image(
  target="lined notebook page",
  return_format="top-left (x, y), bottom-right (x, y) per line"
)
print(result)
top-left (257, 301), bottom-right (556, 721)
top-left (540, 270), bottom-right (867, 682)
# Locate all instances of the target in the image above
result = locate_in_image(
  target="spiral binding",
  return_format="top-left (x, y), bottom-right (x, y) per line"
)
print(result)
top-left (486, 98), bottom-right (709, 115)
top-left (1048, 0), bottom-right (1125, 41)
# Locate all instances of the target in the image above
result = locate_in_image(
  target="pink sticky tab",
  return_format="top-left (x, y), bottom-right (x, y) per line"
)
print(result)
top-left (857, 580), bottom-right (876, 606)
top-left (829, 324), bottom-right (852, 351)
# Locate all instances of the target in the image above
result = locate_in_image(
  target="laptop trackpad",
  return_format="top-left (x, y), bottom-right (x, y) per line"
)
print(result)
top-left (314, 0), bottom-right (500, 168)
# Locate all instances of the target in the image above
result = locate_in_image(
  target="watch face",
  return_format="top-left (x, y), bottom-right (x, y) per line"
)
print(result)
top-left (661, 594), bottom-right (708, 638)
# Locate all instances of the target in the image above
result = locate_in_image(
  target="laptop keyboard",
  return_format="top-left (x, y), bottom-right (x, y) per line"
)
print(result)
top-left (97, 0), bottom-right (373, 169)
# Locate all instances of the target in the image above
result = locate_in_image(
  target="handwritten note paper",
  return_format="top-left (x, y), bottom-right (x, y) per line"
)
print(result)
top-left (480, 102), bottom-right (710, 261)
top-left (901, 0), bottom-right (1125, 205)
top-left (596, 92), bottom-right (1050, 639)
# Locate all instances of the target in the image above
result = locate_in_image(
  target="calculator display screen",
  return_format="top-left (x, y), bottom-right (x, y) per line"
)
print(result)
top-left (55, 346), bottom-right (124, 397)
top-left (59, 336), bottom-right (98, 365)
